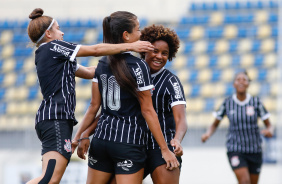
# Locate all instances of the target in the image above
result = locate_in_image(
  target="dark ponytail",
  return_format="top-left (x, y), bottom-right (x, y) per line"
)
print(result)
top-left (103, 11), bottom-right (139, 98)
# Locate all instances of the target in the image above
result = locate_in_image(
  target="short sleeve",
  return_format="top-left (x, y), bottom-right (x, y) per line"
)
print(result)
top-left (131, 59), bottom-right (154, 91)
top-left (167, 75), bottom-right (186, 107)
top-left (213, 99), bottom-right (227, 120)
top-left (49, 40), bottom-right (81, 62)
top-left (257, 97), bottom-right (270, 120)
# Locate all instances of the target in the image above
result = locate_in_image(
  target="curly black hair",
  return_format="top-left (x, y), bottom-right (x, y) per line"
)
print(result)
top-left (140, 24), bottom-right (180, 61)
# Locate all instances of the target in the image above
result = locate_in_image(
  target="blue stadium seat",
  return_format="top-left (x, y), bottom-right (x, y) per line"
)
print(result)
top-left (211, 69), bottom-right (221, 82)
top-left (254, 54), bottom-right (264, 66)
top-left (12, 31), bottom-right (29, 43)
top-left (251, 40), bottom-right (261, 52)
top-left (268, 13), bottom-right (278, 23)
top-left (0, 88), bottom-right (5, 100)
top-left (0, 102), bottom-right (6, 115)
top-left (206, 42), bottom-right (215, 53)
top-left (205, 27), bottom-right (223, 38)
top-left (229, 40), bottom-right (238, 52)
top-left (14, 59), bottom-right (25, 72)
top-left (188, 70), bottom-right (198, 82)
top-left (0, 74), bottom-right (4, 84)
top-left (190, 84), bottom-right (201, 97)
top-left (257, 69), bottom-right (267, 81)
top-left (259, 83), bottom-right (270, 96)
top-left (237, 27), bottom-right (248, 37)
top-left (204, 98), bottom-right (215, 112)
top-left (180, 15), bottom-right (209, 25)
top-left (184, 42), bottom-right (193, 53)
top-left (269, 0), bottom-right (278, 8)
top-left (209, 55), bottom-right (218, 67)
top-left (272, 26), bottom-right (278, 37)
top-left (225, 83), bottom-right (234, 96)
top-left (231, 55), bottom-right (241, 67)
top-left (15, 73), bottom-right (26, 86)
top-left (186, 56), bottom-right (196, 67)
top-left (176, 29), bottom-right (190, 40)
top-left (28, 85), bottom-right (38, 100)
top-left (13, 47), bottom-right (33, 57)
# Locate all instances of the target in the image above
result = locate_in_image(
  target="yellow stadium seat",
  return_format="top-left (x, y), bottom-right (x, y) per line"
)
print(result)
top-left (214, 39), bottom-right (229, 54)
top-left (0, 30), bottom-right (13, 44)
top-left (214, 83), bottom-right (225, 96)
top-left (200, 83), bottom-right (214, 97)
top-left (177, 69), bottom-right (189, 82)
top-left (270, 82), bottom-right (278, 96)
top-left (186, 98), bottom-right (204, 112)
top-left (83, 29), bottom-right (98, 44)
top-left (193, 40), bottom-right (207, 54)
top-left (238, 39), bottom-right (252, 53)
top-left (17, 101), bottom-right (29, 115)
top-left (21, 115), bottom-right (35, 129)
top-left (89, 57), bottom-right (100, 67)
top-left (262, 97), bottom-right (276, 112)
top-left (76, 84), bottom-right (92, 99)
top-left (240, 53), bottom-right (254, 68)
top-left (182, 83), bottom-right (191, 97)
top-left (198, 69), bottom-right (212, 83)
top-left (6, 102), bottom-right (18, 115)
top-left (266, 68), bottom-right (277, 82)
top-left (257, 24), bottom-right (271, 39)
top-left (173, 55), bottom-right (187, 69)
top-left (5, 86), bottom-right (28, 101)
top-left (260, 38), bottom-right (275, 53)
top-left (209, 12), bottom-right (224, 26)
top-left (28, 100), bottom-right (41, 114)
top-left (1, 44), bottom-right (14, 58)
top-left (189, 26), bottom-right (205, 40)
top-left (223, 25), bottom-right (238, 39)
top-left (2, 72), bottom-right (16, 87)
top-left (248, 81), bottom-right (260, 96)
top-left (247, 67), bottom-right (258, 81)
top-left (2, 58), bottom-right (15, 73)
top-left (23, 57), bottom-right (35, 72)
top-left (76, 100), bottom-right (87, 114)
top-left (263, 53), bottom-right (276, 68)
top-left (25, 72), bottom-right (38, 86)
top-left (217, 54), bottom-right (232, 68)
top-left (254, 10), bottom-right (268, 24)
top-left (178, 41), bottom-right (185, 54)
top-left (195, 55), bottom-right (209, 68)
top-left (221, 68), bottom-right (235, 82)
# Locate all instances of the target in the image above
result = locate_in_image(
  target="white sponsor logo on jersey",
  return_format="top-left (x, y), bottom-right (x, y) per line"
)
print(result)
top-left (134, 67), bottom-right (144, 85)
top-left (50, 44), bottom-right (70, 57)
top-left (172, 82), bottom-right (182, 99)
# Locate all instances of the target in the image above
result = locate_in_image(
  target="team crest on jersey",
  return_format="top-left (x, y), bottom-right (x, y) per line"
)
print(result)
top-left (50, 44), bottom-right (70, 57)
top-left (133, 67), bottom-right (144, 85)
top-left (64, 139), bottom-right (71, 152)
top-left (117, 159), bottom-right (133, 171)
top-left (172, 82), bottom-right (183, 99)
top-left (246, 106), bottom-right (255, 116)
top-left (231, 156), bottom-right (240, 167)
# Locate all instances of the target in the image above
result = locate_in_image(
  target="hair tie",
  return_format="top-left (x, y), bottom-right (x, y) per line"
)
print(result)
top-left (36, 19), bottom-right (55, 44)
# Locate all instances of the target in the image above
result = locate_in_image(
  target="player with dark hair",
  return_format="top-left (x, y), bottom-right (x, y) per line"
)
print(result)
top-left (140, 24), bottom-right (187, 184)
top-left (26, 8), bottom-right (154, 184)
top-left (72, 12), bottom-right (179, 184)
top-left (201, 71), bottom-right (274, 184)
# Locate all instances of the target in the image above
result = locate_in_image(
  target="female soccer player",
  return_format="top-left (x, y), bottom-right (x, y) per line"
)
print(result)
top-left (72, 11), bottom-right (179, 184)
top-left (140, 24), bottom-right (187, 184)
top-left (201, 71), bottom-right (273, 184)
top-left (26, 8), bottom-right (154, 184)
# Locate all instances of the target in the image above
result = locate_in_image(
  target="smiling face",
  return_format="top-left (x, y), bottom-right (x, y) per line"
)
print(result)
top-left (233, 72), bottom-right (250, 94)
top-left (144, 40), bottom-right (169, 74)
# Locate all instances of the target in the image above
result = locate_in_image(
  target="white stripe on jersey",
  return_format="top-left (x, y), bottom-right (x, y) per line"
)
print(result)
top-left (127, 117), bottom-right (131, 143)
top-left (120, 118), bottom-right (125, 142)
top-left (114, 118), bottom-right (120, 142)
top-left (139, 59), bottom-right (151, 85)
top-left (109, 118), bottom-right (114, 141)
top-left (49, 97), bottom-right (52, 119)
top-left (70, 45), bottom-right (81, 62)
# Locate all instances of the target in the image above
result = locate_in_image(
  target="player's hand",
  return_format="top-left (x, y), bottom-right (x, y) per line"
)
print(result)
top-left (77, 139), bottom-right (90, 160)
top-left (261, 129), bottom-right (273, 138)
top-left (130, 41), bottom-right (154, 53)
top-left (161, 148), bottom-right (179, 171)
top-left (71, 139), bottom-right (79, 154)
top-left (170, 139), bottom-right (183, 157)
top-left (201, 133), bottom-right (210, 143)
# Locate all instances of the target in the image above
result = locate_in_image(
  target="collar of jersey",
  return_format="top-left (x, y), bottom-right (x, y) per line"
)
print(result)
top-left (122, 51), bottom-right (132, 54)
top-left (232, 93), bottom-right (251, 106)
top-left (151, 67), bottom-right (165, 78)
top-left (38, 42), bottom-right (47, 47)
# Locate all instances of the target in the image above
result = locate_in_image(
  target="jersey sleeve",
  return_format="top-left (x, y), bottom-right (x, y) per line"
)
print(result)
top-left (256, 97), bottom-right (270, 120)
top-left (167, 75), bottom-right (186, 107)
top-left (48, 40), bottom-right (81, 62)
top-left (93, 62), bottom-right (102, 83)
top-left (213, 99), bottom-right (227, 120)
top-left (131, 59), bottom-right (154, 91)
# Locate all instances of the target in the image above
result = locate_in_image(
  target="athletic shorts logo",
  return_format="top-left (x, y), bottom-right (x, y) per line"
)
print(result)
top-left (64, 139), bottom-right (71, 152)
top-left (117, 159), bottom-right (133, 171)
top-left (231, 156), bottom-right (240, 167)
top-left (246, 106), bottom-right (255, 116)
top-left (88, 156), bottom-right (98, 165)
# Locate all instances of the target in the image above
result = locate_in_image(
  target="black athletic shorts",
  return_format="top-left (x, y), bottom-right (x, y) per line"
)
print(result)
top-left (35, 119), bottom-right (74, 161)
top-left (227, 152), bottom-right (262, 174)
top-left (88, 137), bottom-right (146, 174)
top-left (144, 146), bottom-right (182, 177)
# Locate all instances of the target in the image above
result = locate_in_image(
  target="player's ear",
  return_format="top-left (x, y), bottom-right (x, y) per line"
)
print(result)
top-left (45, 30), bottom-right (52, 39)
top-left (122, 31), bottom-right (130, 42)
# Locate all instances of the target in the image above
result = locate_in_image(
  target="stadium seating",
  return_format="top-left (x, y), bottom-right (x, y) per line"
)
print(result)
top-left (0, 1), bottom-right (278, 130)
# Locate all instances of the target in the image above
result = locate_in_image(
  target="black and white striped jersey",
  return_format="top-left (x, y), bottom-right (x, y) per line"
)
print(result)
top-left (146, 68), bottom-right (186, 150)
top-left (93, 52), bottom-right (154, 145)
top-left (35, 40), bottom-right (81, 125)
top-left (214, 93), bottom-right (270, 153)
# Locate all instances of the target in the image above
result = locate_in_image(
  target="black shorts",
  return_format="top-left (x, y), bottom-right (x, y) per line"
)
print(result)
top-left (227, 152), bottom-right (262, 174)
top-left (144, 146), bottom-right (182, 177)
top-left (88, 137), bottom-right (146, 174)
top-left (35, 119), bottom-right (74, 161)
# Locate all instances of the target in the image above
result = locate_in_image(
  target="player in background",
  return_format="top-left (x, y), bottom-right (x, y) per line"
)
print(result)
top-left (26, 8), bottom-right (154, 184)
top-left (140, 24), bottom-right (187, 184)
top-left (72, 11), bottom-right (179, 184)
top-left (201, 71), bottom-right (273, 184)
